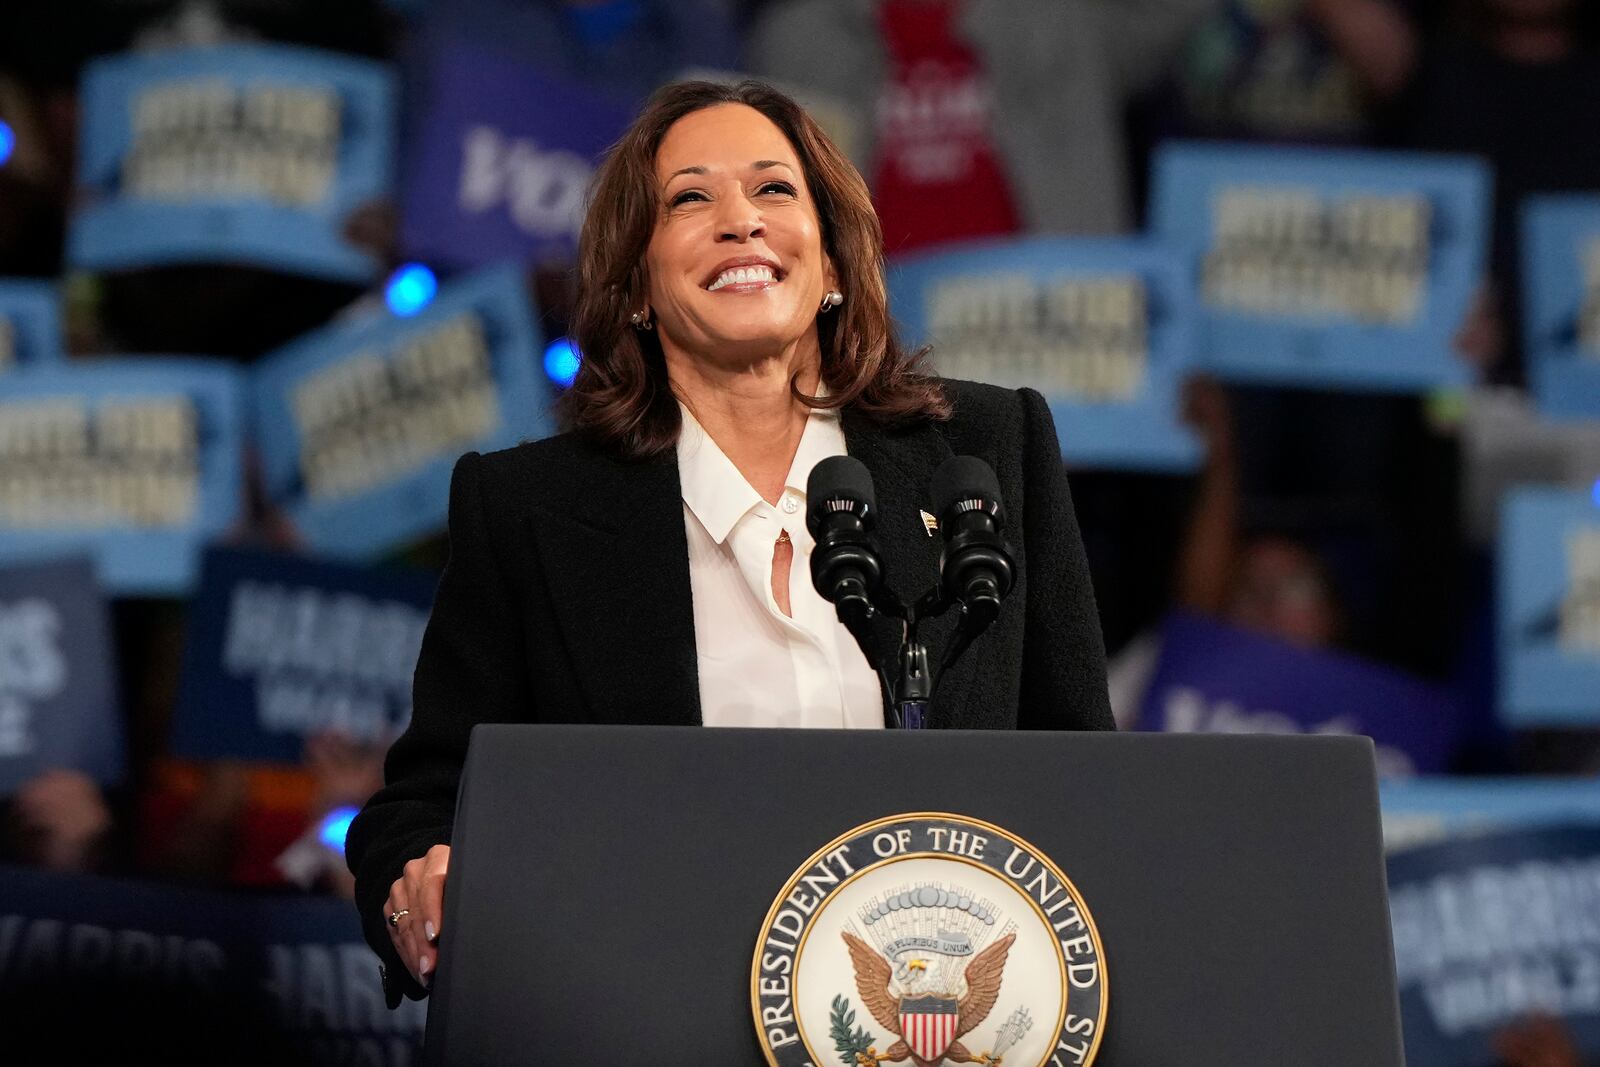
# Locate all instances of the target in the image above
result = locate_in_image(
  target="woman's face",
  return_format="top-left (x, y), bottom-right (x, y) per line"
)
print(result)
top-left (645, 103), bottom-right (834, 370)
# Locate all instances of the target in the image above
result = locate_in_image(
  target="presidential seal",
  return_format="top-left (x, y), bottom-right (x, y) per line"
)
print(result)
top-left (752, 813), bottom-right (1106, 1067)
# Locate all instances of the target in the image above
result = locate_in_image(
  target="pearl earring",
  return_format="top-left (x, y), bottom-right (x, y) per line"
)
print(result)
top-left (819, 290), bottom-right (844, 313)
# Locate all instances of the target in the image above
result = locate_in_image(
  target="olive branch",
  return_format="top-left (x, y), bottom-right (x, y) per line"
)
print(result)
top-left (830, 994), bottom-right (876, 1064)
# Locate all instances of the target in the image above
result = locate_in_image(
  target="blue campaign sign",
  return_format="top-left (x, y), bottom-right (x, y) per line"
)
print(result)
top-left (400, 34), bottom-right (634, 269)
top-left (71, 45), bottom-right (396, 282)
top-left (889, 237), bottom-right (1202, 471)
top-left (1138, 611), bottom-right (1463, 776)
top-left (0, 557), bottom-right (122, 794)
top-left (0, 865), bottom-right (425, 1064)
top-left (172, 546), bottom-right (437, 762)
top-left (1499, 487), bottom-right (1600, 726)
top-left (253, 263), bottom-right (550, 558)
top-left (1521, 195), bottom-right (1600, 421)
top-left (0, 359), bottom-right (244, 595)
top-left (1387, 826), bottom-right (1600, 1066)
top-left (0, 281), bottom-right (63, 370)
top-left (1381, 778), bottom-right (1600, 854)
top-left (1150, 142), bottom-right (1491, 391)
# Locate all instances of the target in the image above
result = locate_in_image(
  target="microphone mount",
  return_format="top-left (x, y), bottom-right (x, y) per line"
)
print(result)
top-left (808, 455), bottom-right (1016, 730)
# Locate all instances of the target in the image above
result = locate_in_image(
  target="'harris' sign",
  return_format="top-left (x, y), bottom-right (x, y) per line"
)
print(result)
top-left (1498, 487), bottom-right (1600, 726)
top-left (1151, 143), bottom-right (1490, 392)
top-left (0, 557), bottom-right (122, 794)
top-left (252, 263), bottom-right (549, 558)
top-left (0, 865), bottom-right (425, 1065)
top-left (1521, 195), bottom-right (1600, 422)
top-left (0, 282), bottom-right (63, 371)
top-left (0, 359), bottom-right (243, 595)
top-left (70, 44), bottom-right (395, 282)
top-left (173, 546), bottom-right (436, 762)
top-left (889, 237), bottom-right (1201, 471)
top-left (1387, 827), bottom-right (1600, 1065)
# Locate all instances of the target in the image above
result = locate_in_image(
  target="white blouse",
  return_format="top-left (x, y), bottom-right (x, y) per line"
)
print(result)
top-left (676, 403), bottom-right (885, 730)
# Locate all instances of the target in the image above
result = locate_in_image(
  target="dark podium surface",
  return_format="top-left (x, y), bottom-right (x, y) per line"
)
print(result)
top-left (423, 727), bottom-right (1404, 1066)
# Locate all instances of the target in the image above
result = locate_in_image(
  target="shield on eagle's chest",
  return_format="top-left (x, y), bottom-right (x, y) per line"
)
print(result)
top-left (899, 994), bottom-right (959, 1062)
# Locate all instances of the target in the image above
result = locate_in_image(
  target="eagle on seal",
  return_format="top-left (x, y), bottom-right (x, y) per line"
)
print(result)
top-left (840, 930), bottom-right (1015, 1066)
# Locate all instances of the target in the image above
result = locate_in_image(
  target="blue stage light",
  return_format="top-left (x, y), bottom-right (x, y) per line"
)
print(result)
top-left (0, 122), bottom-right (15, 168)
top-left (544, 336), bottom-right (582, 388)
top-left (385, 263), bottom-right (438, 317)
top-left (318, 806), bottom-right (360, 853)
top-left (1593, 478), bottom-right (1600, 509)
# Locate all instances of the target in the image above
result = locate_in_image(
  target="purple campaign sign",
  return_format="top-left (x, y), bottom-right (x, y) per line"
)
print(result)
top-left (1138, 612), bottom-right (1462, 776)
top-left (400, 36), bottom-right (634, 268)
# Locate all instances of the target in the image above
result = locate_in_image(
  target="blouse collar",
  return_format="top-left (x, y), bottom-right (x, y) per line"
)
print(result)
top-left (675, 399), bottom-right (845, 545)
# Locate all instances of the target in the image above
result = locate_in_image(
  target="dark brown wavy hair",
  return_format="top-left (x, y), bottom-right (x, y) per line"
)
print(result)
top-left (562, 79), bottom-right (949, 460)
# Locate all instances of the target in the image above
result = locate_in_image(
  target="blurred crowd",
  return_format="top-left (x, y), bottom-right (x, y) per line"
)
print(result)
top-left (1, 0), bottom-right (1598, 1059)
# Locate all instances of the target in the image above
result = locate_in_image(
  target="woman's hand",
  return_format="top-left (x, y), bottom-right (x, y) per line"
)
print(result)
top-left (385, 843), bottom-right (450, 988)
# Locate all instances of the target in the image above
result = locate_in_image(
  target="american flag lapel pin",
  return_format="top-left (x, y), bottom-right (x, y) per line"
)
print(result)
top-left (920, 510), bottom-right (938, 536)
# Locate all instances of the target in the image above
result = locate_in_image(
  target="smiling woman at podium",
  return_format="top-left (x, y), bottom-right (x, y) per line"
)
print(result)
top-left (347, 80), bottom-right (1113, 1007)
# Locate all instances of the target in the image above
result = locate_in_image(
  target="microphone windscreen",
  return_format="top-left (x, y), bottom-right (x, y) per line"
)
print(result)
top-left (930, 455), bottom-right (1003, 525)
top-left (806, 455), bottom-right (876, 536)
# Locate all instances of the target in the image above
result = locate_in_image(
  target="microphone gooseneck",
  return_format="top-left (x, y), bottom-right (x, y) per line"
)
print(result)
top-left (929, 456), bottom-right (1016, 629)
top-left (806, 456), bottom-right (897, 723)
top-left (929, 456), bottom-right (1017, 677)
top-left (805, 455), bottom-right (883, 624)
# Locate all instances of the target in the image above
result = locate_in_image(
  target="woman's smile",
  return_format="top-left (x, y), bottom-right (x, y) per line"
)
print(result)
top-left (703, 255), bottom-right (785, 292)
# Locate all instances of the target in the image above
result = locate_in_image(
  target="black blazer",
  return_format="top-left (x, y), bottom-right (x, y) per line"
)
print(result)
top-left (347, 378), bottom-right (1113, 1005)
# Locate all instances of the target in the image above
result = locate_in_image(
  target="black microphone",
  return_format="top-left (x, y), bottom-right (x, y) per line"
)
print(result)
top-left (805, 456), bottom-right (884, 627)
top-left (930, 456), bottom-right (1015, 629)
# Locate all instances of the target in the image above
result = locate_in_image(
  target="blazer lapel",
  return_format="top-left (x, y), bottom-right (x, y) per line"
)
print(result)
top-left (843, 411), bottom-right (986, 728)
top-left (528, 445), bottom-right (702, 726)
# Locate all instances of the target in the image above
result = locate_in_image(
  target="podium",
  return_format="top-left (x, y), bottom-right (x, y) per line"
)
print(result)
top-left (421, 726), bottom-right (1404, 1066)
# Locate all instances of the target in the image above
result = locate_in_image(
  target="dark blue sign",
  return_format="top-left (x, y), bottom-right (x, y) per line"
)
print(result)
top-left (1388, 827), bottom-right (1600, 1066)
top-left (1521, 195), bottom-right (1600, 422)
top-left (0, 557), bottom-right (122, 794)
top-left (71, 45), bottom-right (396, 282)
top-left (889, 237), bottom-right (1201, 471)
top-left (400, 35), bottom-right (633, 268)
top-left (0, 281), bottom-right (62, 370)
top-left (173, 546), bottom-right (436, 762)
top-left (1151, 142), bottom-right (1490, 391)
top-left (252, 263), bottom-right (549, 558)
top-left (0, 865), bottom-right (425, 1064)
top-left (1498, 487), bottom-right (1600, 726)
top-left (1138, 612), bottom-right (1462, 776)
top-left (0, 359), bottom-right (244, 595)
top-left (254, 889), bottom-right (428, 1062)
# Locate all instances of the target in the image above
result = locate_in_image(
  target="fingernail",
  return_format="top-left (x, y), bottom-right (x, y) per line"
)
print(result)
top-left (425, 921), bottom-right (437, 943)
top-left (419, 955), bottom-right (432, 984)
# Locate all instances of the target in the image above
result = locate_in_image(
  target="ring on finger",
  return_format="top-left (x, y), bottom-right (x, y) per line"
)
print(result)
top-left (388, 908), bottom-right (411, 928)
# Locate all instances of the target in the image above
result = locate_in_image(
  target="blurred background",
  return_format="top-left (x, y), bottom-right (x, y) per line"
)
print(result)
top-left (1, 0), bottom-right (1599, 1062)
